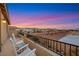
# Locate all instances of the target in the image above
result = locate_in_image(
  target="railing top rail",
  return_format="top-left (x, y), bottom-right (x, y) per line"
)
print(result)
top-left (29, 34), bottom-right (79, 47)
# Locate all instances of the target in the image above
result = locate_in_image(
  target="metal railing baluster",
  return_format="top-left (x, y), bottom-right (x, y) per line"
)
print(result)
top-left (70, 45), bottom-right (71, 56)
top-left (64, 43), bottom-right (66, 55)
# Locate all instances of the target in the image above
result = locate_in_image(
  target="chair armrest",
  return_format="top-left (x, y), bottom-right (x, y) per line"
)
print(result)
top-left (16, 40), bottom-right (24, 45)
top-left (26, 49), bottom-right (36, 56)
top-left (17, 44), bottom-right (29, 52)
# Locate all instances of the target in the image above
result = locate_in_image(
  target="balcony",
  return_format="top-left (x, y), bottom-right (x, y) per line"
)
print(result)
top-left (0, 3), bottom-right (79, 56)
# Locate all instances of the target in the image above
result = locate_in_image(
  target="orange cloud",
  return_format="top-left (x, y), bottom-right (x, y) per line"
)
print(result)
top-left (10, 23), bottom-right (79, 29)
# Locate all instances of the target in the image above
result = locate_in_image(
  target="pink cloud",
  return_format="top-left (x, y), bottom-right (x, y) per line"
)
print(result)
top-left (10, 12), bottom-right (79, 29)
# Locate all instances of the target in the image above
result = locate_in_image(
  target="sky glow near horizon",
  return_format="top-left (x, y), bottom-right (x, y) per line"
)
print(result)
top-left (7, 3), bottom-right (79, 29)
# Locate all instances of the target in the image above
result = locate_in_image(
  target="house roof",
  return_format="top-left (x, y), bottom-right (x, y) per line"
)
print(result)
top-left (59, 35), bottom-right (79, 46)
top-left (0, 3), bottom-right (10, 24)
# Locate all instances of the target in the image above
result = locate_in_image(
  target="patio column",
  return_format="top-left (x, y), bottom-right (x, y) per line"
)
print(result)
top-left (0, 8), bottom-right (1, 52)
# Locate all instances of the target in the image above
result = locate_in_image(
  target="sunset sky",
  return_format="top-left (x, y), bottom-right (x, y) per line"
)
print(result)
top-left (7, 3), bottom-right (79, 29)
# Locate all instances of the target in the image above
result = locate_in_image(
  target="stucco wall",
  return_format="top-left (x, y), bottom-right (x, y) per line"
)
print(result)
top-left (0, 9), bottom-right (12, 55)
top-left (0, 9), bottom-right (1, 51)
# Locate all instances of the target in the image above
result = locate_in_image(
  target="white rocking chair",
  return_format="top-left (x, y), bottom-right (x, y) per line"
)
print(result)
top-left (10, 37), bottom-right (28, 55)
top-left (10, 37), bottom-right (36, 56)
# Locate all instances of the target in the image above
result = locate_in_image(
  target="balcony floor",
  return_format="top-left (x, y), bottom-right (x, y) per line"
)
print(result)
top-left (0, 38), bottom-right (15, 56)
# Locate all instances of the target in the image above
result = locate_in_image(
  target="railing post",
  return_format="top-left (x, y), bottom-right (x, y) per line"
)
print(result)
top-left (45, 39), bottom-right (47, 47)
top-left (60, 42), bottom-right (61, 55)
top-left (51, 40), bottom-right (53, 51)
top-left (48, 39), bottom-right (49, 49)
top-left (53, 40), bottom-right (54, 51)
top-left (70, 45), bottom-right (71, 56)
top-left (50, 40), bottom-right (51, 49)
top-left (56, 41), bottom-right (57, 52)
top-left (64, 43), bottom-right (66, 56)
top-left (46, 40), bottom-right (48, 48)
top-left (76, 46), bottom-right (78, 56)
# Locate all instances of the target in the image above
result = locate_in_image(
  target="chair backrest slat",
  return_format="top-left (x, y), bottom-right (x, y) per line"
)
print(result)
top-left (10, 37), bottom-right (17, 55)
top-left (12, 33), bottom-right (17, 44)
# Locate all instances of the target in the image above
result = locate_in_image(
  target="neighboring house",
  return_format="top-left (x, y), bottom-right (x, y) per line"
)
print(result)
top-left (59, 35), bottom-right (79, 46)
